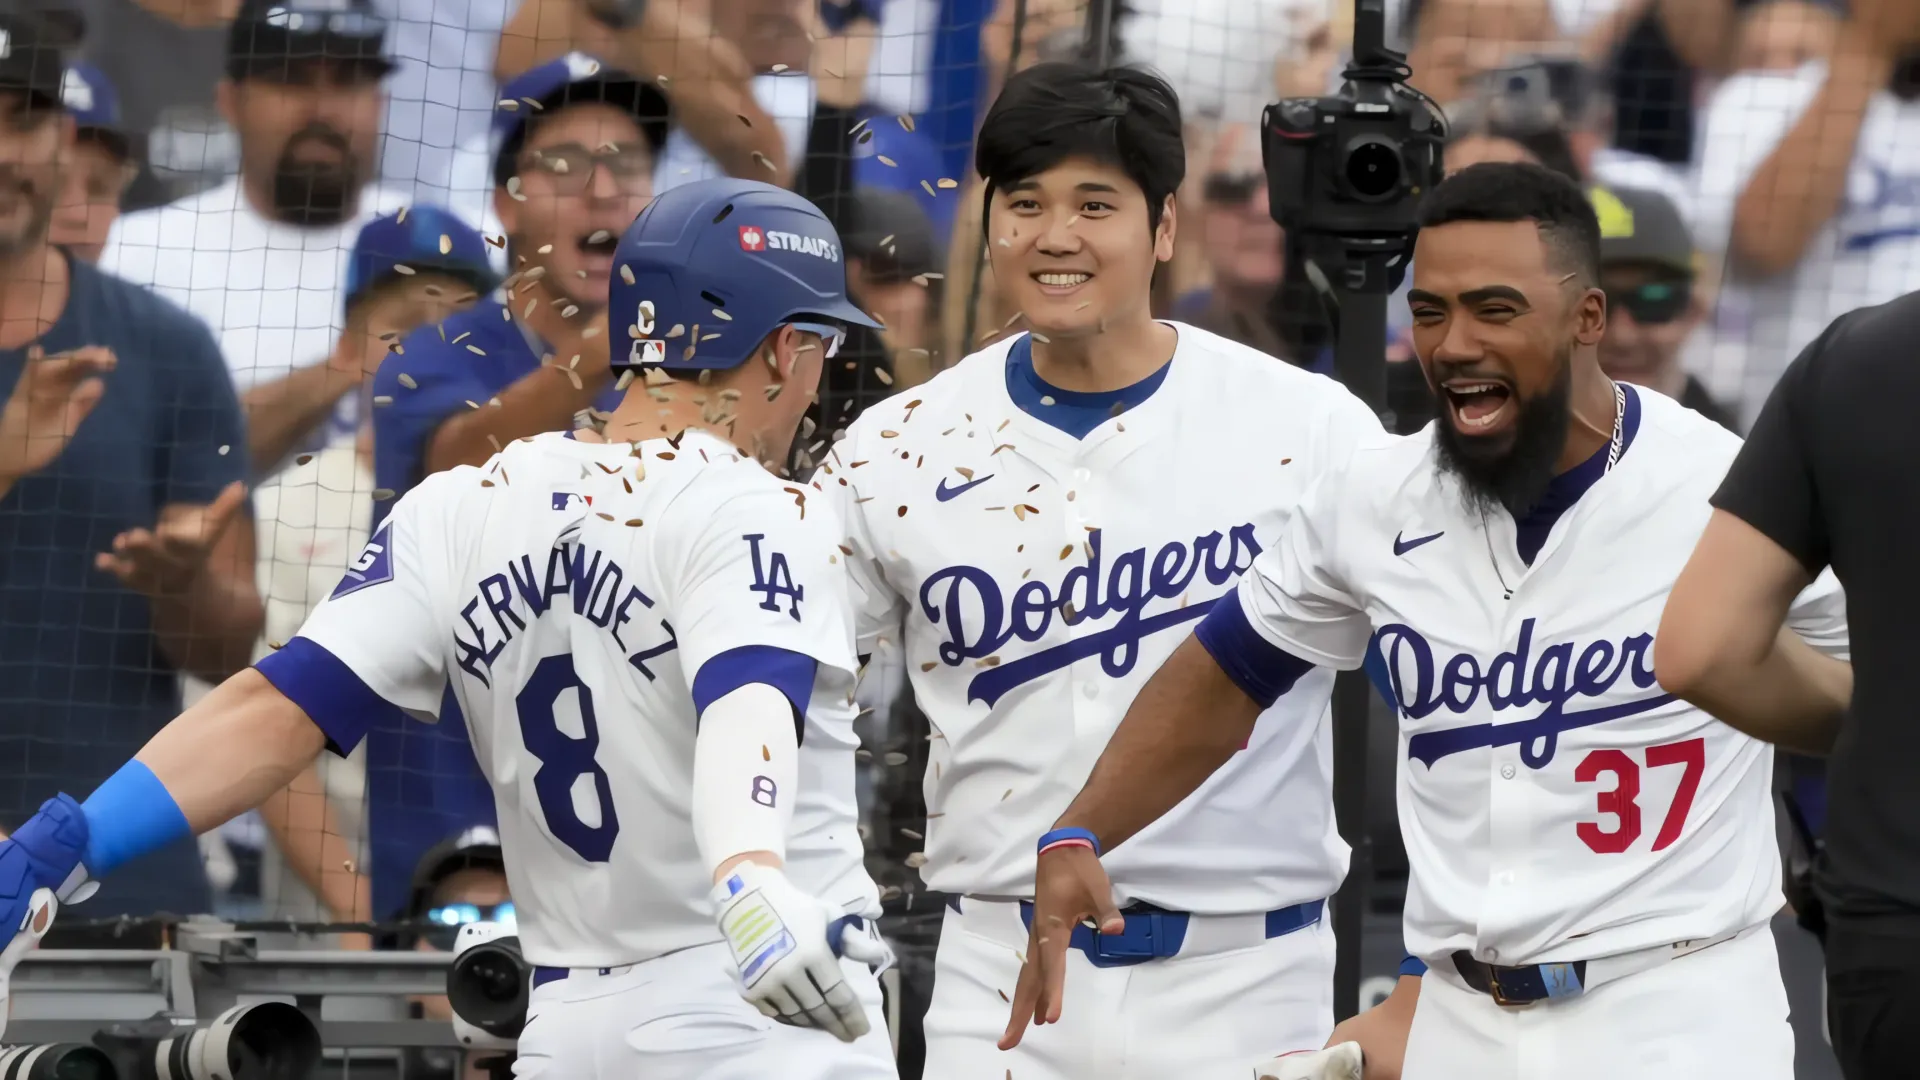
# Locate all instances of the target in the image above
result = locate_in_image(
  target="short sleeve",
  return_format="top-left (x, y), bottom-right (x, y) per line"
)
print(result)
top-left (371, 332), bottom-right (495, 494)
top-left (656, 469), bottom-right (860, 691)
top-left (815, 448), bottom-right (908, 656)
top-left (253, 473), bottom-right (457, 753)
top-left (1235, 465), bottom-right (1372, 670)
top-left (152, 305), bottom-right (251, 505)
top-left (1711, 328), bottom-right (1831, 574)
top-left (1786, 568), bottom-right (1849, 661)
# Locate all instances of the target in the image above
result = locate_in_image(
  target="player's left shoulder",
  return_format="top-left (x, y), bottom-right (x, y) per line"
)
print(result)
top-left (1165, 321), bottom-right (1373, 418)
top-left (1625, 383), bottom-right (1743, 477)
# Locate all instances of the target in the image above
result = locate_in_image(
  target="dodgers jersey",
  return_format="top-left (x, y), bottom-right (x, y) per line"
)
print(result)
top-left (1234, 385), bottom-right (1848, 967)
top-left (818, 323), bottom-right (1382, 913)
top-left (270, 429), bottom-right (879, 967)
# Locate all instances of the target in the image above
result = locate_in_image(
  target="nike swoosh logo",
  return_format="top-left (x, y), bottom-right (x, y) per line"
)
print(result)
top-left (1393, 530), bottom-right (1444, 556)
top-left (935, 474), bottom-right (993, 502)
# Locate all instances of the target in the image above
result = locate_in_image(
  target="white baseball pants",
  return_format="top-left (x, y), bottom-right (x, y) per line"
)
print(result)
top-left (511, 940), bottom-right (899, 1079)
top-left (1403, 927), bottom-right (1793, 1080)
top-left (921, 899), bottom-right (1336, 1080)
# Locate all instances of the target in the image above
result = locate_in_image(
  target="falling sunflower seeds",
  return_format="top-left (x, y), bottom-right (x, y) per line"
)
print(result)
top-left (752, 151), bottom-right (777, 173)
top-left (921, 179), bottom-right (936, 197)
top-left (398, 373), bottom-right (418, 389)
top-left (372, 488), bottom-right (395, 500)
top-left (877, 154), bottom-right (897, 167)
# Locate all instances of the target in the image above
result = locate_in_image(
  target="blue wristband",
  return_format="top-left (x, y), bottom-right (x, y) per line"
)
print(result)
top-left (79, 760), bottom-right (193, 878)
top-left (1036, 827), bottom-right (1101, 857)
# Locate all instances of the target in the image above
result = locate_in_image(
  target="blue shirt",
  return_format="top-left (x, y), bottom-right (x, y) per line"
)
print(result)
top-left (0, 255), bottom-right (247, 918)
top-left (1003, 334), bottom-right (1170, 440)
top-left (364, 299), bottom-right (621, 915)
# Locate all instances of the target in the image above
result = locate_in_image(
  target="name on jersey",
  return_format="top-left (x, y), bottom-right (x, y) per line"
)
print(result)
top-left (1375, 618), bottom-right (1675, 771)
top-left (919, 524), bottom-right (1262, 706)
top-left (453, 541), bottom-right (678, 688)
top-left (738, 225), bottom-right (839, 262)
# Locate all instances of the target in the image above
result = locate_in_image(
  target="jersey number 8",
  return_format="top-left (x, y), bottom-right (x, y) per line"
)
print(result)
top-left (517, 654), bottom-right (620, 862)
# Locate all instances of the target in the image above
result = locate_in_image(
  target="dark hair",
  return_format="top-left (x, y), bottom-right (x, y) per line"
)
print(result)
top-left (1418, 162), bottom-right (1601, 282)
top-left (974, 62), bottom-right (1185, 232)
top-left (493, 77), bottom-right (671, 187)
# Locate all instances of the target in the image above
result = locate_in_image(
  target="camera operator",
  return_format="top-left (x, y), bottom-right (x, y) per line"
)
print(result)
top-left (395, 828), bottom-right (515, 1080)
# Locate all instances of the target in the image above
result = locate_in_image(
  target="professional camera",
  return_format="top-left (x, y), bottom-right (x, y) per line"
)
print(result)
top-left (1262, 0), bottom-right (1446, 296)
top-left (148, 1004), bottom-right (320, 1080)
top-left (445, 922), bottom-right (526, 1052)
top-left (0, 1043), bottom-right (117, 1079)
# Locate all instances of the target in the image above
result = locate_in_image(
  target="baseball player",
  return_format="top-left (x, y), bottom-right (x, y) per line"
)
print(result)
top-left (0, 178), bottom-right (900, 1080)
top-left (817, 62), bottom-right (1382, 1079)
top-left (1009, 162), bottom-right (1849, 1080)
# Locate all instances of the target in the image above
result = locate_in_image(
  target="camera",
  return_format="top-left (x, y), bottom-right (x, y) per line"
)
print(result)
top-left (148, 1004), bottom-right (320, 1080)
top-left (1262, 0), bottom-right (1446, 295)
top-left (0, 1043), bottom-right (117, 1079)
top-left (445, 922), bottom-right (527, 1052)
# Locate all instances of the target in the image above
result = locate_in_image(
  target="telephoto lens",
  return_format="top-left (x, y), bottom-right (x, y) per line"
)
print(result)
top-left (447, 935), bottom-right (530, 1042)
top-left (151, 1003), bottom-right (321, 1080)
top-left (0, 1044), bottom-right (117, 1080)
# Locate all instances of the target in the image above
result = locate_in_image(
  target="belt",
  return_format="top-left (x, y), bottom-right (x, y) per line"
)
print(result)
top-left (530, 961), bottom-right (639, 990)
top-left (949, 896), bottom-right (1324, 969)
top-left (1449, 923), bottom-right (1758, 1007)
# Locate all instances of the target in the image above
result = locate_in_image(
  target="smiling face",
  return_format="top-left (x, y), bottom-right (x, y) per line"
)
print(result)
top-left (984, 154), bottom-right (1174, 340)
top-left (1408, 217), bottom-right (1605, 513)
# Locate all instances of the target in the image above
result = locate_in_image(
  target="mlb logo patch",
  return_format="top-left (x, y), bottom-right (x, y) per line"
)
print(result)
top-left (738, 226), bottom-right (765, 252)
top-left (629, 338), bottom-right (666, 366)
top-left (552, 492), bottom-right (593, 510)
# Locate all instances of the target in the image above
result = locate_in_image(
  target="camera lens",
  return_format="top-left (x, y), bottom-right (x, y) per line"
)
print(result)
top-left (447, 936), bottom-right (530, 1039)
top-left (0, 1044), bottom-right (117, 1080)
top-left (470, 952), bottom-right (522, 1004)
top-left (1343, 136), bottom-right (1404, 201)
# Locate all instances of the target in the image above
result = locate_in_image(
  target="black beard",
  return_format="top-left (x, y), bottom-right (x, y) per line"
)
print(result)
top-left (1433, 346), bottom-right (1574, 520)
top-left (269, 127), bottom-right (360, 226)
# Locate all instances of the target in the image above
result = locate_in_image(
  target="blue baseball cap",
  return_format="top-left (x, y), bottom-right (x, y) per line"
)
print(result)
top-left (492, 52), bottom-right (669, 187)
top-left (62, 62), bottom-right (130, 160)
top-left (344, 206), bottom-right (500, 315)
top-left (608, 177), bottom-right (881, 372)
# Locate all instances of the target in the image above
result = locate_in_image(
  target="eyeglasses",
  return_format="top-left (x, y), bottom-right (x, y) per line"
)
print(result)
top-left (421, 901), bottom-right (516, 950)
top-left (519, 142), bottom-right (652, 195)
top-left (1605, 279), bottom-right (1692, 325)
top-left (788, 321), bottom-right (847, 359)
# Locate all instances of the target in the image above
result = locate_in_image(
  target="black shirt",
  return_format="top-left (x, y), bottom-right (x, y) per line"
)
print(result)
top-left (1711, 289), bottom-right (1920, 926)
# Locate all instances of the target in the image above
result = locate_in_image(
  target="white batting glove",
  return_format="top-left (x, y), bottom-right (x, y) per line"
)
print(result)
top-left (1256, 1042), bottom-right (1365, 1080)
top-left (710, 862), bottom-right (888, 1043)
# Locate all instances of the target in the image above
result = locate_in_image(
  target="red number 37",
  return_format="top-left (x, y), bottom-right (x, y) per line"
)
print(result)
top-left (1575, 738), bottom-right (1705, 855)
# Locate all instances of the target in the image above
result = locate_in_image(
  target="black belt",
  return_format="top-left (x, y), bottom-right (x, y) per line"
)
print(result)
top-left (1451, 951), bottom-right (1588, 1006)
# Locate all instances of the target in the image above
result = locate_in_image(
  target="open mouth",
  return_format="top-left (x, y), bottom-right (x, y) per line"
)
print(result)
top-left (1032, 271), bottom-right (1092, 295)
top-left (578, 230), bottom-right (619, 256)
top-left (1440, 378), bottom-right (1514, 431)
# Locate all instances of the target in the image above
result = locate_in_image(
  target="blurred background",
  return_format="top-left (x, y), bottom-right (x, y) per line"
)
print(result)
top-left (0, 0), bottom-right (1889, 1074)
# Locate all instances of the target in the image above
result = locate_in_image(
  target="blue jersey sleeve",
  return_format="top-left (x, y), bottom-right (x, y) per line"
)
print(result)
top-left (371, 326), bottom-right (498, 497)
top-left (1193, 590), bottom-right (1318, 708)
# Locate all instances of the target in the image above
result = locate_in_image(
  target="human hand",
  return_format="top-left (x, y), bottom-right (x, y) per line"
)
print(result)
top-left (711, 861), bottom-right (889, 1043)
top-left (96, 480), bottom-right (249, 598)
top-left (0, 345), bottom-right (114, 486)
top-left (1844, 0), bottom-right (1920, 57)
top-left (1256, 1042), bottom-right (1365, 1080)
top-left (999, 843), bottom-right (1122, 1050)
top-left (1322, 976), bottom-right (1421, 1080)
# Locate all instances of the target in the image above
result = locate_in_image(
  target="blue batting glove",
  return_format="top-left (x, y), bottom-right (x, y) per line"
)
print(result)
top-left (0, 795), bottom-right (93, 936)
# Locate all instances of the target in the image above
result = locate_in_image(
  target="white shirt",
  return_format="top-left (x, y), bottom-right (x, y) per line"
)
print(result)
top-left (372, 0), bottom-right (515, 203)
top-left (289, 430), bottom-right (879, 966)
top-left (1692, 62), bottom-right (1920, 426)
top-left (98, 177), bottom-right (418, 457)
top-left (1233, 387), bottom-right (1848, 967)
top-left (1122, 0), bottom-right (1328, 126)
top-left (652, 74), bottom-right (817, 196)
top-left (819, 324), bottom-right (1382, 914)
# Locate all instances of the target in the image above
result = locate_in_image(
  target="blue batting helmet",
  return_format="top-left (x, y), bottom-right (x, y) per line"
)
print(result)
top-left (608, 177), bottom-right (882, 372)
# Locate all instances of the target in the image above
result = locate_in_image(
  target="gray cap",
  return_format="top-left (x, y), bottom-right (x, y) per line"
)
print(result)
top-left (1590, 183), bottom-right (1696, 277)
top-left (842, 187), bottom-right (940, 283)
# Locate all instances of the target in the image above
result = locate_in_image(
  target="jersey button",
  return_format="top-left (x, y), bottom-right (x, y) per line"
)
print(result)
top-left (1500, 764), bottom-right (1516, 780)
top-left (1082, 683), bottom-right (1098, 700)
top-left (1484, 948), bottom-right (1500, 962)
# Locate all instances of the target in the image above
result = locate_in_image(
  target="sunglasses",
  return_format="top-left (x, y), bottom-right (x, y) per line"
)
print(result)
top-left (1203, 173), bottom-right (1264, 206)
top-left (519, 142), bottom-right (652, 195)
top-left (421, 901), bottom-right (516, 950)
top-left (1605, 280), bottom-right (1692, 325)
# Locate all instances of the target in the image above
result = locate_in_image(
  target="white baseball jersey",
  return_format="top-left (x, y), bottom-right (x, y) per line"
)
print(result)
top-left (818, 323), bottom-right (1382, 913)
top-left (1233, 385), bottom-right (1848, 967)
top-left (287, 429), bottom-right (879, 967)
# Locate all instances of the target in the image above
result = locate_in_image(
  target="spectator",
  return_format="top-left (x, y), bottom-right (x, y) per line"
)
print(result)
top-left (1402, 0), bottom-right (1561, 107)
top-left (1692, 0), bottom-right (1920, 427)
top-left (1173, 123), bottom-right (1293, 361)
top-left (52, 63), bottom-right (136, 263)
top-left (253, 207), bottom-right (495, 926)
top-left (69, 0), bottom-right (237, 212)
top-left (396, 827), bottom-right (513, 1080)
top-left (0, 9), bottom-right (261, 927)
top-left (1590, 184), bottom-right (1736, 429)
top-left (1730, 0), bottom-right (1841, 73)
top-left (1123, 0), bottom-right (1326, 128)
top-left (99, 0), bottom-right (416, 476)
top-left (842, 187), bottom-right (941, 388)
top-left (362, 54), bottom-right (662, 918)
top-left (370, 0), bottom-right (514, 206)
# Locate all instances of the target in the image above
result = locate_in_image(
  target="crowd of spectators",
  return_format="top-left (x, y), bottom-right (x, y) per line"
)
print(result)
top-left (0, 0), bottom-right (1906, 1072)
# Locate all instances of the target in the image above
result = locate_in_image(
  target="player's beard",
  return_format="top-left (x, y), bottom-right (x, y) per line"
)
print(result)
top-left (0, 165), bottom-right (56, 259)
top-left (1433, 342), bottom-right (1574, 520)
top-left (270, 124), bottom-right (363, 227)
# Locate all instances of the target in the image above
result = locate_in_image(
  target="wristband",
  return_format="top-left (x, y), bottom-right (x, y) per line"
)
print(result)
top-left (79, 759), bottom-right (192, 878)
top-left (1036, 826), bottom-right (1101, 858)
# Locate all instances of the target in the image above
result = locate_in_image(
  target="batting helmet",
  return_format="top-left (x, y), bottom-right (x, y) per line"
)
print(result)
top-left (608, 177), bottom-right (882, 372)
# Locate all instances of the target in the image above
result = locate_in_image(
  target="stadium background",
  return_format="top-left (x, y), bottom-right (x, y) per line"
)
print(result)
top-left (0, 0), bottom-right (1881, 1075)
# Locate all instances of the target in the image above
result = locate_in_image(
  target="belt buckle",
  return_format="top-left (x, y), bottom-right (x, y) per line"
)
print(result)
top-left (1089, 911), bottom-right (1157, 962)
top-left (1485, 967), bottom-right (1524, 1008)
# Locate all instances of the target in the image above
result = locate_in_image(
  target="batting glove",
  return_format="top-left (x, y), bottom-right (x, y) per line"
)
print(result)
top-left (710, 862), bottom-right (891, 1043)
top-left (1256, 1042), bottom-right (1365, 1080)
top-left (0, 795), bottom-right (100, 1041)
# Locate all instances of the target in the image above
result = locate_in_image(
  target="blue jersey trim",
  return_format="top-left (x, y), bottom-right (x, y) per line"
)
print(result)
top-left (1400, 954), bottom-right (1428, 977)
top-left (254, 637), bottom-right (412, 756)
top-left (1193, 590), bottom-right (1316, 709)
top-left (690, 645), bottom-right (818, 741)
top-left (79, 759), bottom-right (193, 878)
top-left (1004, 335), bottom-right (1171, 440)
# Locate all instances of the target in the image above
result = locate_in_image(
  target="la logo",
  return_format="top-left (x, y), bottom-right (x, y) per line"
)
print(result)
top-left (738, 226), bottom-right (765, 252)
